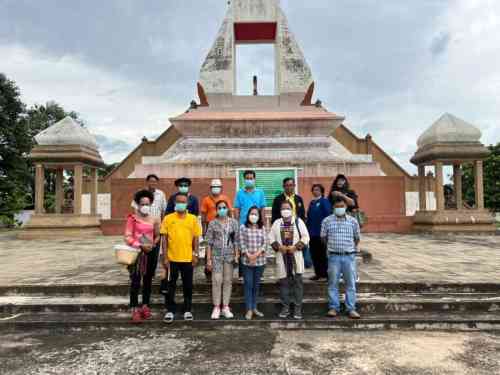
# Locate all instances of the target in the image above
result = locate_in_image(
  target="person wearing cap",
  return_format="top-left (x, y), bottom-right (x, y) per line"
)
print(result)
top-left (165, 177), bottom-right (200, 216)
top-left (201, 179), bottom-right (233, 280)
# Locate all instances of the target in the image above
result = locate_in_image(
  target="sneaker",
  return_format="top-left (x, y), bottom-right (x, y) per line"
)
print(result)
top-left (141, 305), bottom-right (152, 320)
top-left (293, 311), bottom-right (303, 320)
top-left (221, 306), bottom-right (234, 319)
top-left (131, 309), bottom-right (142, 323)
top-left (211, 306), bottom-right (221, 320)
top-left (253, 309), bottom-right (264, 318)
top-left (348, 310), bottom-right (361, 320)
top-left (184, 311), bottom-right (194, 321)
top-left (327, 309), bottom-right (338, 318)
top-left (310, 275), bottom-right (321, 281)
top-left (163, 312), bottom-right (174, 324)
top-left (278, 306), bottom-right (290, 319)
top-left (245, 310), bottom-right (253, 320)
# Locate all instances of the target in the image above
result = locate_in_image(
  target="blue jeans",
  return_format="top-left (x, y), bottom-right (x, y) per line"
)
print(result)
top-left (327, 254), bottom-right (357, 312)
top-left (243, 265), bottom-right (265, 311)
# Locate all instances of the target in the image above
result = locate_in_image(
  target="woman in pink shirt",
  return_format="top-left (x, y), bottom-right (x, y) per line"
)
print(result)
top-left (124, 189), bottom-right (160, 323)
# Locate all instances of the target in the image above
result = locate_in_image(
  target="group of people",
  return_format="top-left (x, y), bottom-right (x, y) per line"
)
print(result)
top-left (124, 170), bottom-right (361, 323)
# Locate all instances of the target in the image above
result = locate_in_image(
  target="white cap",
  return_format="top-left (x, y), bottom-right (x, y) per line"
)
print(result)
top-left (211, 179), bottom-right (222, 187)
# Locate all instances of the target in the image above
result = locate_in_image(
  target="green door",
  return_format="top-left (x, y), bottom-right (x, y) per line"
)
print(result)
top-left (238, 169), bottom-right (297, 207)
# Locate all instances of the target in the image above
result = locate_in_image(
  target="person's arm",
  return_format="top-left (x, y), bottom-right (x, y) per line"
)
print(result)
top-left (233, 192), bottom-right (241, 223)
top-left (296, 219), bottom-right (310, 249)
top-left (259, 190), bottom-right (267, 225)
top-left (153, 218), bottom-right (161, 246)
top-left (322, 198), bottom-right (333, 217)
top-left (320, 217), bottom-right (328, 246)
top-left (269, 221), bottom-right (283, 253)
top-left (297, 196), bottom-right (306, 221)
top-left (192, 219), bottom-right (202, 266)
top-left (271, 195), bottom-right (281, 224)
top-left (159, 219), bottom-right (169, 269)
top-left (342, 192), bottom-right (355, 208)
top-left (124, 216), bottom-right (140, 248)
top-left (353, 219), bottom-right (361, 251)
top-left (165, 195), bottom-right (174, 215)
top-left (190, 196), bottom-right (200, 216)
top-left (239, 226), bottom-right (247, 256)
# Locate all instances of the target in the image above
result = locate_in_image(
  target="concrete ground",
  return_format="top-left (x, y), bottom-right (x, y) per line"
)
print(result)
top-left (0, 328), bottom-right (499, 374)
top-left (0, 231), bottom-right (499, 285)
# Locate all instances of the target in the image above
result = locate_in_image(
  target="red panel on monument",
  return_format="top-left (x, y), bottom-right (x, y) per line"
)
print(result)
top-left (234, 22), bottom-right (277, 42)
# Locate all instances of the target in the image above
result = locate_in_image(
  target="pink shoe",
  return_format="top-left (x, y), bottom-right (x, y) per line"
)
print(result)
top-left (141, 305), bottom-right (153, 320)
top-left (131, 309), bottom-right (143, 323)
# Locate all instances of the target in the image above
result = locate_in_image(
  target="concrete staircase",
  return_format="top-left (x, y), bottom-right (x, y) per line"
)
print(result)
top-left (1, 281), bottom-right (499, 331)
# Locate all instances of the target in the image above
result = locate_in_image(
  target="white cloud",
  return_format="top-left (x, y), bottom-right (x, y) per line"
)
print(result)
top-left (0, 44), bottom-right (187, 162)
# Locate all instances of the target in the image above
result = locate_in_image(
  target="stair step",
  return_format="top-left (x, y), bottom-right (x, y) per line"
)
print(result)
top-left (1, 282), bottom-right (499, 297)
top-left (1, 311), bottom-right (500, 331)
top-left (1, 294), bottom-right (499, 314)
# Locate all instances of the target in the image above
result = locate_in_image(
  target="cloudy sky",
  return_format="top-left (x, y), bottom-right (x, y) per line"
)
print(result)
top-left (1, 0), bottom-right (499, 173)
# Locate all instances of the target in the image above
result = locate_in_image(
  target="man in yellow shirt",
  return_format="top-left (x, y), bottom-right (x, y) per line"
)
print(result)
top-left (160, 193), bottom-right (202, 323)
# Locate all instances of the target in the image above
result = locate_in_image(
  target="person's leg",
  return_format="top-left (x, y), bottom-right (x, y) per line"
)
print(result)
top-left (166, 262), bottom-right (180, 313)
top-left (222, 262), bottom-right (234, 307)
top-left (309, 237), bottom-right (321, 278)
top-left (318, 240), bottom-right (328, 279)
top-left (141, 245), bottom-right (159, 307)
top-left (243, 265), bottom-right (254, 311)
top-left (343, 255), bottom-right (358, 312)
top-left (327, 255), bottom-right (342, 311)
top-left (253, 266), bottom-right (265, 311)
top-left (279, 277), bottom-right (291, 309)
top-left (212, 269), bottom-right (223, 307)
top-left (129, 271), bottom-right (141, 308)
top-left (294, 274), bottom-right (304, 314)
top-left (180, 263), bottom-right (194, 313)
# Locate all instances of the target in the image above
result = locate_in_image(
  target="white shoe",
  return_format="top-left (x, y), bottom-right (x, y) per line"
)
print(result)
top-left (184, 311), bottom-right (193, 321)
top-left (221, 306), bottom-right (234, 319)
top-left (163, 312), bottom-right (174, 324)
top-left (211, 306), bottom-right (221, 320)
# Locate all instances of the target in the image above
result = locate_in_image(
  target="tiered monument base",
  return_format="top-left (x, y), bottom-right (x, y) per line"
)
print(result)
top-left (18, 214), bottom-right (103, 240)
top-left (413, 210), bottom-right (496, 233)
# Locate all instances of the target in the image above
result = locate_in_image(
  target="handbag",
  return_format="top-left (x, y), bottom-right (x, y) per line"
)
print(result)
top-left (114, 244), bottom-right (140, 266)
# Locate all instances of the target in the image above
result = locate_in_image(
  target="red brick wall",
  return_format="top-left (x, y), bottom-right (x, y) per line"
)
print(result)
top-left (104, 176), bottom-right (410, 234)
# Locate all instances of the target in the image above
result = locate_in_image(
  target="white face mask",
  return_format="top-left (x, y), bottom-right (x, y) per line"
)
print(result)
top-left (281, 209), bottom-right (293, 219)
top-left (211, 187), bottom-right (221, 195)
top-left (139, 205), bottom-right (151, 216)
top-left (249, 214), bottom-right (259, 224)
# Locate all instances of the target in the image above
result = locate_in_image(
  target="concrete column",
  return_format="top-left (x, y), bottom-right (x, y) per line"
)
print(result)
top-left (34, 164), bottom-right (45, 214)
top-left (474, 160), bottom-right (485, 209)
top-left (73, 165), bottom-right (83, 215)
top-left (453, 164), bottom-right (463, 210)
top-left (418, 165), bottom-right (426, 211)
top-left (55, 169), bottom-right (64, 214)
top-left (90, 167), bottom-right (98, 215)
top-left (435, 162), bottom-right (445, 211)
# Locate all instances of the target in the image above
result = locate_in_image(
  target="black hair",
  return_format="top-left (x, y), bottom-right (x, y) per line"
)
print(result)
top-left (330, 174), bottom-right (350, 195)
top-left (332, 196), bottom-right (346, 205)
top-left (215, 199), bottom-right (232, 217)
top-left (312, 184), bottom-right (325, 195)
top-left (146, 174), bottom-right (159, 182)
top-left (134, 189), bottom-right (155, 205)
top-left (245, 205), bottom-right (264, 228)
top-left (175, 192), bottom-right (189, 200)
top-left (280, 200), bottom-right (293, 209)
top-left (243, 170), bottom-right (256, 178)
top-left (282, 177), bottom-right (295, 185)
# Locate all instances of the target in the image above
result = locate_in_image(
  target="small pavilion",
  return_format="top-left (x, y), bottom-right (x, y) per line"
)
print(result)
top-left (411, 113), bottom-right (495, 233)
top-left (19, 117), bottom-right (105, 239)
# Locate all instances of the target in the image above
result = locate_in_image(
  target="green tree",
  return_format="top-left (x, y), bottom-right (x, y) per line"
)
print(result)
top-left (462, 143), bottom-right (500, 212)
top-left (0, 73), bottom-right (30, 225)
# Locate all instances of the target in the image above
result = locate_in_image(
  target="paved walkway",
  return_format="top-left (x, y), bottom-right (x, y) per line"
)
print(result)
top-left (0, 231), bottom-right (499, 286)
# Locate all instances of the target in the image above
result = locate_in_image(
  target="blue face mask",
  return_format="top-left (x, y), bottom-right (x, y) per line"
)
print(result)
top-left (334, 207), bottom-right (346, 217)
top-left (175, 203), bottom-right (188, 213)
top-left (244, 179), bottom-right (255, 188)
top-left (217, 207), bottom-right (228, 217)
top-left (179, 186), bottom-right (189, 194)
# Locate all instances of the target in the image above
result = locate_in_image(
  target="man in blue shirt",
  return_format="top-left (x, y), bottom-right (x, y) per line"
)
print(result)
top-left (233, 170), bottom-right (266, 226)
top-left (321, 196), bottom-right (361, 319)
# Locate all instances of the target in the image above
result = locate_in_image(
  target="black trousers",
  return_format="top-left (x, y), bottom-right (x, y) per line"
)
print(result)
top-left (166, 262), bottom-right (194, 313)
top-left (310, 236), bottom-right (328, 278)
top-left (129, 244), bottom-right (160, 308)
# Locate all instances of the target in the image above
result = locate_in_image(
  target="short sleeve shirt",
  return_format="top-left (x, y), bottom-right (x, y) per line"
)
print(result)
top-left (160, 212), bottom-right (202, 262)
top-left (320, 214), bottom-right (360, 254)
top-left (200, 194), bottom-right (232, 223)
top-left (234, 188), bottom-right (266, 225)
